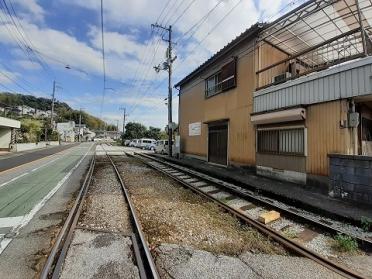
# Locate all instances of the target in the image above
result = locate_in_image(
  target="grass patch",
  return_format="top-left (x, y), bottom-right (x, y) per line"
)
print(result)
top-left (333, 233), bottom-right (358, 253)
top-left (282, 229), bottom-right (298, 239)
top-left (361, 216), bottom-right (372, 232)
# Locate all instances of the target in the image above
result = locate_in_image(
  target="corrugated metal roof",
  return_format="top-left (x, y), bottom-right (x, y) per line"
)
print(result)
top-left (175, 23), bottom-right (263, 88)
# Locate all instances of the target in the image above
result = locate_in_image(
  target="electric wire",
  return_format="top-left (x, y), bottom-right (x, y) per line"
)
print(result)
top-left (7, 0), bottom-right (57, 79)
top-left (1, 0), bottom-right (55, 80)
top-left (99, 0), bottom-right (106, 118)
top-left (171, 0), bottom-right (198, 26)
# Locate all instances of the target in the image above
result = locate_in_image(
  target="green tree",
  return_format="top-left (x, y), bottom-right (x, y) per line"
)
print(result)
top-left (106, 124), bottom-right (117, 131)
top-left (144, 126), bottom-right (161, 140)
top-left (122, 122), bottom-right (147, 140)
top-left (20, 119), bottom-right (43, 143)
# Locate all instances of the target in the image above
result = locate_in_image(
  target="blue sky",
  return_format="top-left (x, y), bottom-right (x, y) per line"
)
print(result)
top-left (0, 0), bottom-right (300, 130)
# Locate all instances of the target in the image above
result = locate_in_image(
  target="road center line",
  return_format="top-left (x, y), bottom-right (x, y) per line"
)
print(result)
top-left (0, 143), bottom-right (94, 256)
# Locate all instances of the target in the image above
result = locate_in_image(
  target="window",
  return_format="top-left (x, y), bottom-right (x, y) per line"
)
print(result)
top-left (205, 59), bottom-right (236, 98)
top-left (257, 128), bottom-right (305, 155)
top-left (205, 72), bottom-right (222, 97)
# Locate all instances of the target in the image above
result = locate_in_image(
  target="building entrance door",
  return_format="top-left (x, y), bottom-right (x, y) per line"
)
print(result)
top-left (208, 122), bottom-right (228, 165)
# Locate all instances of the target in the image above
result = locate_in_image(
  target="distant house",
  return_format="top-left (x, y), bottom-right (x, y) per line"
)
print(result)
top-left (57, 121), bottom-right (76, 142)
top-left (0, 116), bottom-right (21, 151)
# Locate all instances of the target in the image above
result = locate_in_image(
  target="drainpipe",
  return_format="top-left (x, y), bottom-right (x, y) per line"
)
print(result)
top-left (350, 99), bottom-right (359, 155)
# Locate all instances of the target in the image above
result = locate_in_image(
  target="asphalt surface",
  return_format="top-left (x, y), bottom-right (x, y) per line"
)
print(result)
top-left (0, 143), bottom-right (94, 279)
top-left (0, 143), bottom-right (78, 172)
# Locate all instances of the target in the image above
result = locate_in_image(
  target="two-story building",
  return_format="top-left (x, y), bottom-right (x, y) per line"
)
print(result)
top-left (176, 0), bottom-right (372, 201)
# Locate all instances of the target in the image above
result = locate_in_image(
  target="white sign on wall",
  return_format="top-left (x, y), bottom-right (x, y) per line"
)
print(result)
top-left (189, 122), bottom-right (201, 136)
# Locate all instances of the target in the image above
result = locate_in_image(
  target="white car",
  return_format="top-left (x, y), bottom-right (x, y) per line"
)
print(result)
top-left (155, 140), bottom-right (174, 154)
top-left (129, 139), bottom-right (139, 147)
top-left (138, 138), bottom-right (156, 149)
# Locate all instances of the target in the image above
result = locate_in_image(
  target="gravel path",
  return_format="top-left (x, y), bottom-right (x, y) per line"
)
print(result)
top-left (78, 161), bottom-right (132, 233)
top-left (155, 244), bottom-right (342, 279)
top-left (115, 157), bottom-right (285, 256)
top-left (60, 230), bottom-right (139, 279)
top-left (60, 156), bottom-right (139, 278)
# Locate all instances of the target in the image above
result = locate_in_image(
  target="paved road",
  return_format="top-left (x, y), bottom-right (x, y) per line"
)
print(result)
top-left (0, 143), bottom-right (94, 256)
top-left (0, 144), bottom-right (78, 172)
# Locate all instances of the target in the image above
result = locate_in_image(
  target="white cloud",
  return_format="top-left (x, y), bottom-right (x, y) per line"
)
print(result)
top-left (0, 69), bottom-right (19, 85)
top-left (12, 0), bottom-right (45, 22)
top-left (14, 59), bottom-right (42, 70)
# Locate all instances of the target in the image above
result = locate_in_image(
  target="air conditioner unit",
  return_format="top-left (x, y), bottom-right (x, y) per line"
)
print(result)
top-left (272, 72), bottom-right (291, 84)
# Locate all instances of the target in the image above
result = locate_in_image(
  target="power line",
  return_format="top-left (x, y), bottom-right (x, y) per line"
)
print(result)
top-left (171, 0), bottom-right (198, 26)
top-left (127, 0), bottom-right (226, 114)
top-left (0, 71), bottom-right (35, 95)
top-left (156, 0), bottom-right (172, 24)
top-left (99, 0), bottom-right (106, 118)
top-left (128, 0), bottom-right (243, 117)
top-left (0, 60), bottom-right (43, 93)
top-left (7, 0), bottom-right (55, 79)
top-left (1, 0), bottom-right (55, 81)
top-left (176, 0), bottom-right (224, 43)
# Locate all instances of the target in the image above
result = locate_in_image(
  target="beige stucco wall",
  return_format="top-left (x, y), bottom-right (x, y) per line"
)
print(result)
top-left (0, 128), bottom-right (11, 149)
top-left (179, 42), bottom-right (257, 166)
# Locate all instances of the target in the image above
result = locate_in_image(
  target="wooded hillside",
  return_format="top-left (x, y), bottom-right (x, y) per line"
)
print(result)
top-left (0, 92), bottom-right (113, 130)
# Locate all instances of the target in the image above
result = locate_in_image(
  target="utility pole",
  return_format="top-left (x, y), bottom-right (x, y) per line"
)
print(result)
top-left (78, 108), bottom-right (82, 142)
top-left (152, 23), bottom-right (177, 157)
top-left (119, 107), bottom-right (127, 135)
top-left (51, 80), bottom-right (56, 128)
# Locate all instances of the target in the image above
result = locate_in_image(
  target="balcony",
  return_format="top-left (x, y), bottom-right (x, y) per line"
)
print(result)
top-left (253, 56), bottom-right (372, 113)
top-left (254, 0), bottom-right (372, 113)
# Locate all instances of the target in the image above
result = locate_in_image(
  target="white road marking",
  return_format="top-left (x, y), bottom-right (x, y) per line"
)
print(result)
top-left (0, 217), bottom-right (24, 228)
top-left (0, 143), bottom-right (94, 255)
top-left (0, 148), bottom-right (72, 189)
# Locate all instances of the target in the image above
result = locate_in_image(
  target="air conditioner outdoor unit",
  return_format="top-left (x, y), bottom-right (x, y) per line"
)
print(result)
top-left (272, 72), bottom-right (291, 84)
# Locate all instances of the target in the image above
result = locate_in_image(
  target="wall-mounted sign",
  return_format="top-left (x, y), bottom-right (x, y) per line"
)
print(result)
top-left (189, 122), bottom-right (201, 136)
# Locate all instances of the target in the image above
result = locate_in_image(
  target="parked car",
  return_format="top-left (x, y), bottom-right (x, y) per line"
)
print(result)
top-left (129, 139), bottom-right (139, 147)
top-left (138, 138), bottom-right (156, 149)
top-left (155, 140), bottom-right (174, 154)
top-left (124, 139), bottom-right (131, 146)
top-left (144, 141), bottom-right (156, 151)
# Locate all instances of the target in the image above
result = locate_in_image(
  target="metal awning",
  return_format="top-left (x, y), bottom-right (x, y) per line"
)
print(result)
top-left (258, 0), bottom-right (372, 75)
top-left (251, 108), bottom-right (306, 125)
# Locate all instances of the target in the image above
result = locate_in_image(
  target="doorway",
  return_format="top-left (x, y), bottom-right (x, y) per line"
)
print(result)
top-left (208, 122), bottom-right (228, 165)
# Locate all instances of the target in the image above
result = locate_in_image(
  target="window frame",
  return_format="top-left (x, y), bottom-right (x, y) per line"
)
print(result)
top-left (256, 126), bottom-right (307, 156)
top-left (204, 58), bottom-right (237, 98)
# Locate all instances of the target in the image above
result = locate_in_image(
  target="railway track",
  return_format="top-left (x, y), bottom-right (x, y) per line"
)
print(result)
top-left (131, 152), bottom-right (366, 279)
top-left (40, 152), bottom-right (159, 279)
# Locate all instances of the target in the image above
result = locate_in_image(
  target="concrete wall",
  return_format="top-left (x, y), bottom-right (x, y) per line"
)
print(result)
top-left (11, 142), bottom-right (47, 152)
top-left (11, 141), bottom-right (61, 152)
top-left (0, 128), bottom-right (11, 149)
top-left (329, 154), bottom-right (372, 205)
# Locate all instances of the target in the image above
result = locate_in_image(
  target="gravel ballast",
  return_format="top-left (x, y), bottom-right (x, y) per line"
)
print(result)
top-left (116, 157), bottom-right (285, 256)
top-left (155, 244), bottom-right (342, 279)
top-left (78, 161), bottom-right (132, 233)
top-left (112, 156), bottom-right (350, 278)
top-left (60, 229), bottom-right (140, 279)
top-left (60, 155), bottom-right (140, 278)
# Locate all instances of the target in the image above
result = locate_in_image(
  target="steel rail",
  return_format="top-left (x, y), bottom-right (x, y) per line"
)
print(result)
top-left (106, 154), bottom-right (159, 279)
top-left (136, 152), bottom-right (372, 251)
top-left (40, 153), bottom-right (95, 279)
top-left (131, 152), bottom-right (365, 279)
top-left (41, 146), bottom-right (158, 279)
